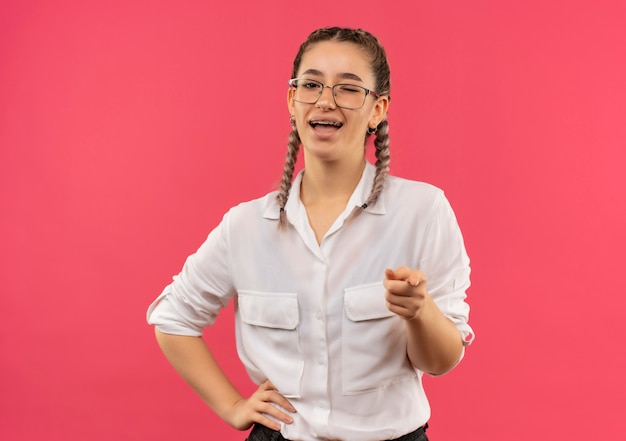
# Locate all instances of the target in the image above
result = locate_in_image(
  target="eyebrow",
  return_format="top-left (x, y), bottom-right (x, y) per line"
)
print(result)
top-left (300, 69), bottom-right (364, 82)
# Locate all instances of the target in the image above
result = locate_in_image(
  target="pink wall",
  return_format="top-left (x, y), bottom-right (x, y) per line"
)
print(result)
top-left (1, 1), bottom-right (625, 440)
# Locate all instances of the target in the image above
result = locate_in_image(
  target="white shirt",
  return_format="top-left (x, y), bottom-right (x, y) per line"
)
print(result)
top-left (147, 162), bottom-right (474, 441)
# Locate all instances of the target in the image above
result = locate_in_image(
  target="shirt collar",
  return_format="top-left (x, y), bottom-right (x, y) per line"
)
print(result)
top-left (263, 162), bottom-right (387, 222)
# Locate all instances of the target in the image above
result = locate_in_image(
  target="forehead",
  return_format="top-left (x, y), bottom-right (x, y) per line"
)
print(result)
top-left (297, 40), bottom-right (374, 83)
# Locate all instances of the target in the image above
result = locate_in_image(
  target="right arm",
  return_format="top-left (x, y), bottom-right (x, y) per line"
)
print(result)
top-left (154, 329), bottom-right (296, 431)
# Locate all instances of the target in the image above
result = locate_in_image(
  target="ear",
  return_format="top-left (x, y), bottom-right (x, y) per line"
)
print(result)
top-left (287, 88), bottom-right (296, 115)
top-left (369, 95), bottom-right (390, 128)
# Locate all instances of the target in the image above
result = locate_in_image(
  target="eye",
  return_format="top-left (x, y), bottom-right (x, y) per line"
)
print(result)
top-left (301, 80), bottom-right (322, 90)
top-left (336, 84), bottom-right (363, 94)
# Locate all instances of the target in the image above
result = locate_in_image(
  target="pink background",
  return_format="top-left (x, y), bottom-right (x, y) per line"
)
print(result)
top-left (1, 1), bottom-right (625, 440)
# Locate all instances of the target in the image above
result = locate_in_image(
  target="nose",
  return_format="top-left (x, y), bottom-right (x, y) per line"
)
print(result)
top-left (316, 85), bottom-right (336, 109)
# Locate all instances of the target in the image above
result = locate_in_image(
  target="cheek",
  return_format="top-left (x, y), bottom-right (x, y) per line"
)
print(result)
top-left (352, 115), bottom-right (371, 131)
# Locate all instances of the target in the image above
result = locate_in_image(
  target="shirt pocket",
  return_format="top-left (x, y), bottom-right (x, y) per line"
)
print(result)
top-left (238, 290), bottom-right (303, 398)
top-left (342, 282), bottom-right (417, 395)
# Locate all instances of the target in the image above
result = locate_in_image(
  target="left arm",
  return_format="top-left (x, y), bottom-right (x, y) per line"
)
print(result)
top-left (384, 266), bottom-right (464, 375)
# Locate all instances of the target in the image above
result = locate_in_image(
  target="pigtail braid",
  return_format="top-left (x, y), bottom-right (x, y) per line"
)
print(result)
top-left (276, 128), bottom-right (301, 227)
top-left (361, 119), bottom-right (390, 210)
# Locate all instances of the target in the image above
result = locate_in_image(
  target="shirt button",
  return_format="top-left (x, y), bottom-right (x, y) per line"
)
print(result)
top-left (318, 357), bottom-right (325, 365)
top-left (316, 310), bottom-right (323, 320)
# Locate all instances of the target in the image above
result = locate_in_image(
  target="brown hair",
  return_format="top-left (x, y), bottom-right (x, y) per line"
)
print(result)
top-left (278, 27), bottom-right (391, 226)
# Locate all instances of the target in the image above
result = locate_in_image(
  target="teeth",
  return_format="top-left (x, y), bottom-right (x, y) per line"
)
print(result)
top-left (311, 120), bottom-right (342, 127)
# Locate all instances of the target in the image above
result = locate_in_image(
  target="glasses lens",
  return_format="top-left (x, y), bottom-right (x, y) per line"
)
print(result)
top-left (333, 84), bottom-right (367, 109)
top-left (291, 79), bottom-right (323, 104)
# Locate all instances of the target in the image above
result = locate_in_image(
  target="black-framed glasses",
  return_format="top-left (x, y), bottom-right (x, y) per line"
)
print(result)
top-left (288, 78), bottom-right (380, 110)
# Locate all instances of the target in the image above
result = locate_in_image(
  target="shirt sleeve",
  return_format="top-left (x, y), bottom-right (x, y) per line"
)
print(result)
top-left (146, 213), bottom-right (236, 336)
top-left (419, 192), bottom-right (475, 347)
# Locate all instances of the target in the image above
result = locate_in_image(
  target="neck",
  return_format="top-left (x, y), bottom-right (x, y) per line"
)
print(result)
top-left (300, 157), bottom-right (366, 206)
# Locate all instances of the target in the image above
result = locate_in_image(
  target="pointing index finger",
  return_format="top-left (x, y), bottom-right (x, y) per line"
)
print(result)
top-left (385, 266), bottom-right (411, 281)
top-left (385, 267), bottom-right (425, 286)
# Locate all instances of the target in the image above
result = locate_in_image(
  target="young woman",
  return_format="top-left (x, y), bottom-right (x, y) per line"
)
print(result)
top-left (147, 27), bottom-right (474, 441)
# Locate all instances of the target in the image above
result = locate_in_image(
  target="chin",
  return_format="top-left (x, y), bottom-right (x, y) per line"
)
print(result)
top-left (302, 143), bottom-right (339, 160)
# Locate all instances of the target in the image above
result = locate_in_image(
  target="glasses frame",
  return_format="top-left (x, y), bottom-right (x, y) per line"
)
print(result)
top-left (288, 78), bottom-right (380, 110)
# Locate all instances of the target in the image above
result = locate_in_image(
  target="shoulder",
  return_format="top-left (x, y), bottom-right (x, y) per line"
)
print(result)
top-left (224, 190), bottom-right (281, 224)
top-left (378, 174), bottom-right (461, 229)
top-left (206, 191), bottom-right (279, 246)
top-left (383, 174), bottom-right (445, 207)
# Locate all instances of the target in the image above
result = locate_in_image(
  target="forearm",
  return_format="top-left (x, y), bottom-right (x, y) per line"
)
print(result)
top-left (154, 329), bottom-right (243, 421)
top-left (404, 296), bottom-right (464, 375)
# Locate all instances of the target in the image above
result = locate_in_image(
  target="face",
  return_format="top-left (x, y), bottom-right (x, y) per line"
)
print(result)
top-left (288, 40), bottom-right (389, 164)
